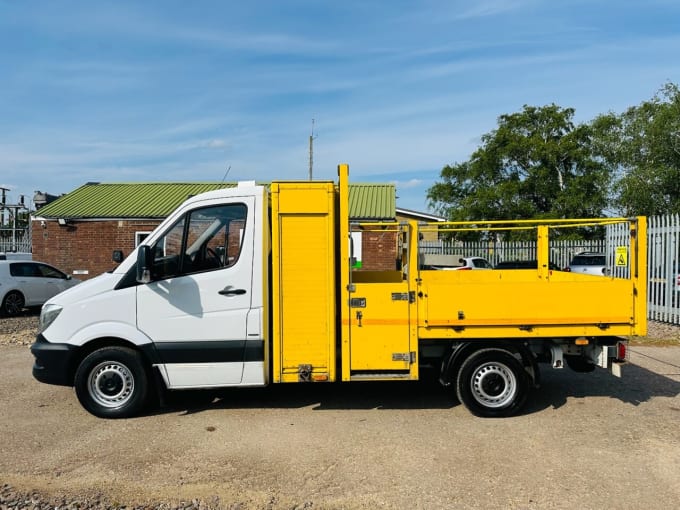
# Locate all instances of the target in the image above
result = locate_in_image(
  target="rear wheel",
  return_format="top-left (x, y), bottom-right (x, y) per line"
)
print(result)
top-left (456, 348), bottom-right (529, 418)
top-left (1, 291), bottom-right (25, 316)
top-left (74, 346), bottom-right (150, 419)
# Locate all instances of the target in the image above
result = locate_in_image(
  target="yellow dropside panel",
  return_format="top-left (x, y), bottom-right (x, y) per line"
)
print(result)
top-left (419, 270), bottom-right (637, 338)
top-left (414, 216), bottom-right (647, 339)
top-left (271, 183), bottom-right (336, 383)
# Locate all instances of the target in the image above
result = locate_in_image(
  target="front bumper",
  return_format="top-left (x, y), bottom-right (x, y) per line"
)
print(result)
top-left (30, 334), bottom-right (78, 386)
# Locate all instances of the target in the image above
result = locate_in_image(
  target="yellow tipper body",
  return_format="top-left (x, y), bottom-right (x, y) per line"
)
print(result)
top-left (416, 221), bottom-right (647, 340)
top-left (270, 164), bottom-right (647, 384)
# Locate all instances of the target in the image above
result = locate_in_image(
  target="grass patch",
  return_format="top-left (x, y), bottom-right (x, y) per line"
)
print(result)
top-left (629, 337), bottom-right (680, 347)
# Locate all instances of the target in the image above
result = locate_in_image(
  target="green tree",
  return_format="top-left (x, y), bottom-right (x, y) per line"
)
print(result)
top-left (427, 104), bottom-right (613, 238)
top-left (594, 83), bottom-right (680, 216)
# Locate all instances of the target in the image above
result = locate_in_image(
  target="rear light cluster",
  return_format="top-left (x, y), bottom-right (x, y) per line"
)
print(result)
top-left (616, 341), bottom-right (627, 362)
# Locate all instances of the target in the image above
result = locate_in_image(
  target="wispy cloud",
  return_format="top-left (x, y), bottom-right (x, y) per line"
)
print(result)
top-left (40, 60), bottom-right (152, 93)
top-left (453, 0), bottom-right (532, 20)
top-left (1, 2), bottom-right (340, 58)
top-left (169, 27), bottom-right (339, 56)
top-left (393, 179), bottom-right (423, 189)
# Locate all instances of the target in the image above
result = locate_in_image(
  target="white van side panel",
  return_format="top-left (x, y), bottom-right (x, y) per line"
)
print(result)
top-left (42, 275), bottom-right (142, 346)
top-left (160, 361), bottom-right (264, 389)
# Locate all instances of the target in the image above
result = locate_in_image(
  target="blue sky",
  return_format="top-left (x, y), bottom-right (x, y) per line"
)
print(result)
top-left (1, 0), bottom-right (680, 213)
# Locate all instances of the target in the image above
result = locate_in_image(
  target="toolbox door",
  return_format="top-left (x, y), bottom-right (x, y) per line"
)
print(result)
top-left (345, 223), bottom-right (418, 379)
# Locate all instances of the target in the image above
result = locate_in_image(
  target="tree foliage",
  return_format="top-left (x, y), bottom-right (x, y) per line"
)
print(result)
top-left (593, 83), bottom-right (680, 216)
top-left (427, 104), bottom-right (613, 238)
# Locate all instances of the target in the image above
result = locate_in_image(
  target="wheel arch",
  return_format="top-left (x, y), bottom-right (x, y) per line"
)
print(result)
top-left (439, 340), bottom-right (539, 388)
top-left (66, 336), bottom-right (159, 387)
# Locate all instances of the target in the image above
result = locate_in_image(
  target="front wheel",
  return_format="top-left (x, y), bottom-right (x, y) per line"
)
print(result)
top-left (456, 348), bottom-right (529, 418)
top-left (74, 346), bottom-right (150, 419)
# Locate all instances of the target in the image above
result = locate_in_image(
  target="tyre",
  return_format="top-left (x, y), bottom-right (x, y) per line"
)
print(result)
top-left (74, 346), bottom-right (151, 419)
top-left (456, 348), bottom-right (529, 418)
top-left (1, 291), bottom-right (25, 317)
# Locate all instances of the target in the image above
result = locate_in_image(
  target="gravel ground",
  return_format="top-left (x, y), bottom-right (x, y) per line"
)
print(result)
top-left (0, 483), bottom-right (220, 510)
top-left (0, 313), bottom-right (680, 510)
top-left (0, 312), bottom-right (39, 346)
top-left (1, 314), bottom-right (234, 509)
top-left (0, 483), bottom-right (234, 510)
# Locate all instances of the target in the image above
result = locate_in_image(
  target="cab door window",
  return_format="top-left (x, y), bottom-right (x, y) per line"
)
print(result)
top-left (151, 203), bottom-right (247, 280)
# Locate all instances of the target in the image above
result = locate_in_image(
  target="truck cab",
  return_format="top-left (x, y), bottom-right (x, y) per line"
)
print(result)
top-left (32, 181), bottom-right (269, 416)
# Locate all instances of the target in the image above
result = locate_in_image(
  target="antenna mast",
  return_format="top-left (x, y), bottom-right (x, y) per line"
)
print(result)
top-left (221, 164), bottom-right (232, 183)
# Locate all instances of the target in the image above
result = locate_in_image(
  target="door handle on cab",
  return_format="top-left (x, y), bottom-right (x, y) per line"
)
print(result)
top-left (219, 286), bottom-right (247, 296)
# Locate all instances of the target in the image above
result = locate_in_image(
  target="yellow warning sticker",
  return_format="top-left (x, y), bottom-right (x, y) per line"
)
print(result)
top-left (615, 246), bottom-right (628, 266)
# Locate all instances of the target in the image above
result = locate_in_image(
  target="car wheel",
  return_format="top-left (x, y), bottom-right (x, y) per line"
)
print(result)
top-left (1, 291), bottom-right (25, 316)
top-left (74, 346), bottom-right (151, 419)
top-left (456, 348), bottom-right (529, 418)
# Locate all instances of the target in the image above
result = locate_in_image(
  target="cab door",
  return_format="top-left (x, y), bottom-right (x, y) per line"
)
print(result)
top-left (136, 198), bottom-right (258, 388)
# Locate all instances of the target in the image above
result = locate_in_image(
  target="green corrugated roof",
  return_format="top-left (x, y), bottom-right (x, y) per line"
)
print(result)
top-left (35, 182), bottom-right (396, 220)
top-left (35, 183), bottom-right (237, 219)
top-left (348, 184), bottom-right (395, 220)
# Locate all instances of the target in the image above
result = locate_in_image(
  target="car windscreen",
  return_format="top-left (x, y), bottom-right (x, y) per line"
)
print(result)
top-left (473, 258), bottom-right (493, 268)
top-left (571, 255), bottom-right (606, 265)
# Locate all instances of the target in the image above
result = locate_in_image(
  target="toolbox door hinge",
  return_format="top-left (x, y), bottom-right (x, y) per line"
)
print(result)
top-left (392, 351), bottom-right (416, 364)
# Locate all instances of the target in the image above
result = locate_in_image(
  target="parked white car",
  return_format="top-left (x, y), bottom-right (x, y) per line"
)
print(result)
top-left (565, 252), bottom-right (608, 276)
top-left (437, 256), bottom-right (493, 270)
top-left (0, 261), bottom-right (80, 316)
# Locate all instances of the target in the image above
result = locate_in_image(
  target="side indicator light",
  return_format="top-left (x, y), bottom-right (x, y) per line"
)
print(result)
top-left (312, 374), bottom-right (329, 382)
top-left (575, 338), bottom-right (589, 345)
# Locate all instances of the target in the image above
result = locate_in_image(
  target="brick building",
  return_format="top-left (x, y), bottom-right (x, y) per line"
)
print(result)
top-left (32, 181), bottom-right (404, 279)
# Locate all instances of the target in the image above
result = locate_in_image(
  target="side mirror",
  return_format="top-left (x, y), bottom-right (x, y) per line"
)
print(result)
top-left (136, 245), bottom-right (152, 284)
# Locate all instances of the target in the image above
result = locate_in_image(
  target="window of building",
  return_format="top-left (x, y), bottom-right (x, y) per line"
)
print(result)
top-left (135, 232), bottom-right (152, 247)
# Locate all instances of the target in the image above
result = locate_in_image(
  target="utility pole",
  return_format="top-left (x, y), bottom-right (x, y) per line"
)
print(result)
top-left (309, 119), bottom-right (316, 180)
top-left (1, 187), bottom-right (7, 225)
